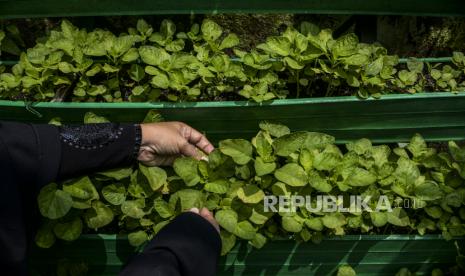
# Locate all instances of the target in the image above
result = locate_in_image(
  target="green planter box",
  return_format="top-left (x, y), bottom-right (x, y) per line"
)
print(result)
top-left (1, 0), bottom-right (464, 19)
top-left (29, 234), bottom-right (464, 276)
top-left (5, 92), bottom-right (464, 274)
top-left (1, 92), bottom-right (465, 144)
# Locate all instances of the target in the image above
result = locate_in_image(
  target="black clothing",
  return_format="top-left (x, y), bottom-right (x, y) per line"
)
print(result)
top-left (0, 122), bottom-right (220, 276)
top-left (120, 212), bottom-right (221, 276)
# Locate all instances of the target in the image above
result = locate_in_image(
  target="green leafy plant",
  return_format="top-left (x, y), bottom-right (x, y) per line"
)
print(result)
top-left (0, 19), bottom-right (464, 103)
top-left (35, 115), bottom-right (465, 255)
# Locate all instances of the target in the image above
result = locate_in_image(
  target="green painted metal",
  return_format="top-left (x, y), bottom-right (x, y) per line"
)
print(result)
top-left (1, 92), bottom-right (465, 144)
top-left (0, 0), bottom-right (464, 19)
top-left (29, 234), bottom-right (465, 275)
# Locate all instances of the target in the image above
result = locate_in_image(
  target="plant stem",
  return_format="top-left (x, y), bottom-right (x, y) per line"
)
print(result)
top-left (325, 83), bottom-right (332, 97)
top-left (296, 70), bottom-right (300, 98)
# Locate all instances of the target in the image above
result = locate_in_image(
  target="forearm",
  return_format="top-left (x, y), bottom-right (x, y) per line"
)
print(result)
top-left (0, 121), bottom-right (141, 188)
top-left (57, 123), bottom-right (141, 181)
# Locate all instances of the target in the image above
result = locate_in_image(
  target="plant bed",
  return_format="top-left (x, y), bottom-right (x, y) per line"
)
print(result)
top-left (1, 19), bottom-right (465, 104)
top-left (29, 119), bottom-right (465, 276)
top-left (2, 17), bottom-right (463, 276)
top-left (28, 234), bottom-right (465, 276)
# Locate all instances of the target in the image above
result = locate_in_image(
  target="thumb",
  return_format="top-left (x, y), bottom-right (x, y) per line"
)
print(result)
top-left (180, 141), bottom-right (201, 160)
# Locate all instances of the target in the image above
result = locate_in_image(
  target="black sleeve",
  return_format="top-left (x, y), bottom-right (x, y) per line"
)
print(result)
top-left (120, 212), bottom-right (222, 276)
top-left (57, 123), bottom-right (140, 181)
top-left (0, 121), bottom-right (140, 189)
top-left (0, 121), bottom-right (140, 275)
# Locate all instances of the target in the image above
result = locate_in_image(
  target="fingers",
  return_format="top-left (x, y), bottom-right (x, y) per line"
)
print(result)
top-left (186, 207), bottom-right (220, 233)
top-left (180, 142), bottom-right (201, 159)
top-left (179, 124), bottom-right (214, 154)
top-left (199, 207), bottom-right (220, 233)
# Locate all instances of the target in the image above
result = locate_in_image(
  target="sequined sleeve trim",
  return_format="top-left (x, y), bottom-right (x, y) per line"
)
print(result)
top-left (133, 124), bottom-right (142, 160)
top-left (59, 123), bottom-right (123, 150)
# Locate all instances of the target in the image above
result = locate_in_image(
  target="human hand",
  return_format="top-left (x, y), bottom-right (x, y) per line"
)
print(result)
top-left (189, 207), bottom-right (220, 233)
top-left (138, 122), bottom-right (214, 166)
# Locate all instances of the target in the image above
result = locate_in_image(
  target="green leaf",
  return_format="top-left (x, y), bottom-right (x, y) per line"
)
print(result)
top-left (253, 131), bottom-right (274, 162)
top-left (129, 64), bottom-right (145, 82)
top-left (343, 54), bottom-right (370, 66)
top-left (308, 170), bottom-right (332, 192)
top-left (98, 167), bottom-right (133, 180)
top-left (38, 183), bottom-right (73, 219)
top-left (322, 213), bottom-right (346, 229)
top-left (102, 63), bottom-right (119, 73)
top-left (387, 208), bottom-right (410, 227)
top-left (154, 198), bottom-right (174, 218)
top-left (151, 74), bottom-right (170, 89)
top-left (102, 183), bottom-right (126, 205)
top-left (337, 265), bottom-right (356, 276)
top-left (237, 185), bottom-right (265, 204)
top-left (331, 33), bottom-right (358, 58)
top-left (258, 37), bottom-right (291, 56)
top-left (284, 57), bottom-right (304, 70)
top-left (394, 157), bottom-right (420, 186)
top-left (370, 211), bottom-right (388, 227)
top-left (176, 189), bottom-right (204, 210)
top-left (215, 209), bottom-right (238, 233)
top-left (201, 19), bottom-right (223, 42)
top-left (249, 233), bottom-right (267, 249)
top-left (259, 122), bottom-right (290, 138)
top-left (166, 39), bottom-right (185, 52)
top-left (58, 62), bottom-right (76, 73)
top-left (398, 70), bottom-right (417, 85)
top-left (121, 48), bottom-right (139, 63)
top-left (84, 201), bottom-right (114, 229)
top-left (63, 176), bottom-right (99, 203)
top-left (35, 223), bottom-right (56, 249)
top-left (249, 207), bottom-right (271, 225)
top-left (414, 181), bottom-right (444, 201)
top-left (53, 218), bottom-right (83, 241)
top-left (219, 34), bottom-right (240, 50)
top-left (305, 217), bottom-right (324, 231)
top-left (220, 231), bottom-right (236, 256)
top-left (83, 112), bottom-right (109, 124)
top-left (121, 199), bottom-right (146, 219)
top-left (234, 221), bottom-right (256, 240)
top-left (205, 179), bottom-right (230, 194)
top-left (143, 110), bottom-right (164, 123)
top-left (346, 138), bottom-right (372, 155)
top-left (300, 22), bottom-right (320, 36)
top-left (173, 157), bottom-right (200, 186)
top-left (273, 132), bottom-right (308, 157)
top-left (139, 46), bottom-right (170, 66)
top-left (313, 147), bottom-right (342, 171)
top-left (449, 141), bottom-right (465, 162)
top-left (153, 221), bottom-right (170, 234)
top-left (407, 58), bottom-right (424, 73)
top-left (425, 206), bottom-right (443, 219)
top-left (282, 216), bottom-right (303, 233)
top-left (344, 167), bottom-right (376, 187)
top-left (275, 164), bottom-right (308, 187)
top-left (219, 139), bottom-right (253, 165)
top-left (254, 157), bottom-right (276, 176)
top-left (139, 164), bottom-right (167, 191)
top-left (128, 231), bottom-right (148, 247)
top-left (366, 57), bottom-right (384, 76)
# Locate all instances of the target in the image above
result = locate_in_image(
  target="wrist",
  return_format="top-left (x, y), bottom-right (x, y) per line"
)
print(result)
top-left (133, 124), bottom-right (142, 160)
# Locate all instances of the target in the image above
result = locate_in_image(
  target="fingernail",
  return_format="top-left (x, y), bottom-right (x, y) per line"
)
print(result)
top-left (189, 207), bottom-right (199, 213)
top-left (201, 156), bottom-right (209, 162)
